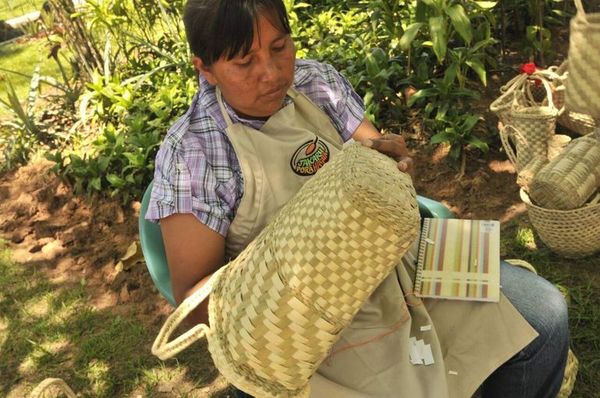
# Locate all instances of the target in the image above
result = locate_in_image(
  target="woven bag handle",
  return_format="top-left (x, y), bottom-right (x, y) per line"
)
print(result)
top-left (505, 259), bottom-right (538, 274)
top-left (499, 73), bottom-right (528, 94)
top-left (29, 378), bottom-right (77, 398)
top-left (574, 0), bottom-right (588, 21)
top-left (490, 74), bottom-right (529, 113)
top-left (499, 124), bottom-right (527, 170)
top-left (152, 268), bottom-right (224, 360)
top-left (524, 74), bottom-right (558, 112)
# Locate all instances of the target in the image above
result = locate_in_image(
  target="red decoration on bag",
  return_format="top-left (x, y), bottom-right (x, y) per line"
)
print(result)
top-left (520, 62), bottom-right (537, 75)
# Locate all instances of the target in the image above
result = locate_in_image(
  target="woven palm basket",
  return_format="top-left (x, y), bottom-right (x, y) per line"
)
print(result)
top-left (152, 144), bottom-right (421, 398)
top-left (546, 60), bottom-right (598, 136)
top-left (521, 188), bottom-right (600, 258)
top-left (565, 0), bottom-right (600, 119)
top-left (529, 135), bottom-right (600, 210)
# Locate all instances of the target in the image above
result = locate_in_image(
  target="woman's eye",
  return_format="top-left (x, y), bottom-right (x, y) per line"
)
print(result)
top-left (236, 59), bottom-right (252, 67)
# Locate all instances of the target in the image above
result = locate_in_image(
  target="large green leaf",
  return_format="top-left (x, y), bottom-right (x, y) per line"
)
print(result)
top-left (400, 22), bottom-right (424, 50)
top-left (446, 4), bottom-right (472, 44)
top-left (467, 136), bottom-right (489, 152)
top-left (430, 131), bottom-right (454, 144)
top-left (429, 16), bottom-right (447, 63)
top-left (465, 59), bottom-right (487, 86)
top-left (407, 88), bottom-right (438, 107)
top-left (461, 114), bottom-right (481, 132)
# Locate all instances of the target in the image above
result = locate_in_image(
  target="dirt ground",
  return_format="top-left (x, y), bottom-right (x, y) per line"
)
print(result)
top-left (0, 158), bottom-right (172, 322)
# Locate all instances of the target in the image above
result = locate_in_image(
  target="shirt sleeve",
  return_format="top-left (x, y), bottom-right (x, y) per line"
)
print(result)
top-left (318, 62), bottom-right (366, 141)
top-left (145, 138), bottom-right (235, 237)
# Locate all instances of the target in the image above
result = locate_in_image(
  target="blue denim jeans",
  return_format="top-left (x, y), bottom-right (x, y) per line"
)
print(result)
top-left (481, 261), bottom-right (570, 398)
top-left (235, 261), bottom-right (569, 398)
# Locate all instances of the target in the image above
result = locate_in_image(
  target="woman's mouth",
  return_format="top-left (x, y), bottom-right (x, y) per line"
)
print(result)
top-left (263, 86), bottom-right (285, 99)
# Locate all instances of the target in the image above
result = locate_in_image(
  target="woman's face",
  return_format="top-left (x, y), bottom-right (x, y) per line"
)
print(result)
top-left (196, 12), bottom-right (296, 118)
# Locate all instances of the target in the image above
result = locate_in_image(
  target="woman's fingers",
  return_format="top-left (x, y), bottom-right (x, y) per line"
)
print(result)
top-left (361, 134), bottom-right (409, 159)
top-left (360, 134), bottom-right (415, 178)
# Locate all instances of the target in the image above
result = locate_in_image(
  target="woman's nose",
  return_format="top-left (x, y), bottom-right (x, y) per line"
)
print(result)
top-left (258, 58), bottom-right (278, 83)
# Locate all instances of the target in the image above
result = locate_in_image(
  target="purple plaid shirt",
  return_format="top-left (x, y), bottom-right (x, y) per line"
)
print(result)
top-left (146, 59), bottom-right (365, 236)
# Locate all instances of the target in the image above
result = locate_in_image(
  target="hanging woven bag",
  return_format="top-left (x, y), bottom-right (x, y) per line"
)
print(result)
top-left (151, 144), bottom-right (421, 398)
top-left (550, 60), bottom-right (598, 135)
top-left (490, 73), bottom-right (530, 126)
top-left (499, 77), bottom-right (558, 171)
top-left (565, 0), bottom-right (600, 118)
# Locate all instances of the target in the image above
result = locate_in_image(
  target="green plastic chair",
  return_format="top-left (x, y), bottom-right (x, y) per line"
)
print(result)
top-left (139, 181), bottom-right (454, 307)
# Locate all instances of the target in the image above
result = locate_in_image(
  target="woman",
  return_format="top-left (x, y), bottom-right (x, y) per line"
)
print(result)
top-left (146, 0), bottom-right (569, 396)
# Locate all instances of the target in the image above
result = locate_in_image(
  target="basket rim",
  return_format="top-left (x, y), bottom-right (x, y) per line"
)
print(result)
top-left (520, 188), bottom-right (600, 213)
top-left (511, 106), bottom-right (559, 118)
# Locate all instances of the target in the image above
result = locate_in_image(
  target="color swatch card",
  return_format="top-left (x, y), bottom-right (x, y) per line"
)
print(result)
top-left (414, 218), bottom-right (500, 302)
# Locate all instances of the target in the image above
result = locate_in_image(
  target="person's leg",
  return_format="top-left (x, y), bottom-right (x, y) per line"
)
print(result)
top-left (482, 261), bottom-right (569, 398)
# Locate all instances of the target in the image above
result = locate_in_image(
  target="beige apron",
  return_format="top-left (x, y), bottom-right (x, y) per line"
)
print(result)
top-left (217, 87), bottom-right (538, 398)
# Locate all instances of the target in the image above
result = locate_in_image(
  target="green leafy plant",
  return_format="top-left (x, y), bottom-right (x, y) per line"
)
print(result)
top-left (427, 112), bottom-right (489, 176)
top-left (0, 67), bottom-right (44, 141)
top-left (396, 1), bottom-right (497, 163)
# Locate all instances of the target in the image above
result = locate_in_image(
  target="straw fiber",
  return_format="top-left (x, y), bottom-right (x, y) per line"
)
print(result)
top-left (529, 135), bottom-right (600, 210)
top-left (29, 378), bottom-right (77, 398)
top-left (521, 189), bottom-right (600, 258)
top-left (543, 60), bottom-right (598, 136)
top-left (565, 0), bottom-right (600, 118)
top-left (558, 109), bottom-right (597, 136)
top-left (558, 349), bottom-right (579, 398)
top-left (152, 144), bottom-right (421, 398)
top-left (516, 157), bottom-right (548, 190)
top-left (499, 104), bottom-right (557, 171)
top-left (548, 134), bottom-right (572, 160)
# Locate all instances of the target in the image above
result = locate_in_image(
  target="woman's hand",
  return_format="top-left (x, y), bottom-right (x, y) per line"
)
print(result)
top-left (361, 134), bottom-right (415, 179)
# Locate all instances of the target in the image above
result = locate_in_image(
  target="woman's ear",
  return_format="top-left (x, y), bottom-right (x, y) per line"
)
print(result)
top-left (192, 56), bottom-right (217, 85)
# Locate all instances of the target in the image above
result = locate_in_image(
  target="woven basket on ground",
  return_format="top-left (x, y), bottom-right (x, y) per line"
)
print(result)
top-left (529, 135), bottom-right (600, 210)
top-left (520, 189), bottom-right (600, 258)
top-left (152, 144), bottom-right (421, 398)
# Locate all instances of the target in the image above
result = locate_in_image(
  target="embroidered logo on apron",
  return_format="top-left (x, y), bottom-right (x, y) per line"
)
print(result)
top-left (290, 137), bottom-right (331, 176)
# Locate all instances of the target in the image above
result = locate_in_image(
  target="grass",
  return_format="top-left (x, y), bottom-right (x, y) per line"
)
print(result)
top-left (0, 37), bottom-right (69, 117)
top-left (501, 216), bottom-right (600, 398)
top-left (0, 241), bottom-right (234, 397)
top-left (0, 0), bottom-right (45, 21)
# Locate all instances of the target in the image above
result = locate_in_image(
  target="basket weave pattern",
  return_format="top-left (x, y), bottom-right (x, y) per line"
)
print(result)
top-left (565, 0), bottom-right (600, 118)
top-left (521, 189), bottom-right (600, 258)
top-left (511, 107), bottom-right (556, 169)
top-left (558, 109), bottom-right (597, 135)
top-left (529, 135), bottom-right (600, 210)
top-left (153, 144), bottom-right (421, 398)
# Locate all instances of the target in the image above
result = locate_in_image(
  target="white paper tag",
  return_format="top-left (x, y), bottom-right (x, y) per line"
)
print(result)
top-left (422, 344), bottom-right (434, 365)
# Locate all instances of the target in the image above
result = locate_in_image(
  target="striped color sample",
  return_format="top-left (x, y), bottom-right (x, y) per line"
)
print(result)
top-left (414, 218), bottom-right (500, 302)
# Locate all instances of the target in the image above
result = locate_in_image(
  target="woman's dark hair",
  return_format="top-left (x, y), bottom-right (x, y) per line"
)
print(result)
top-left (183, 0), bottom-right (291, 67)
